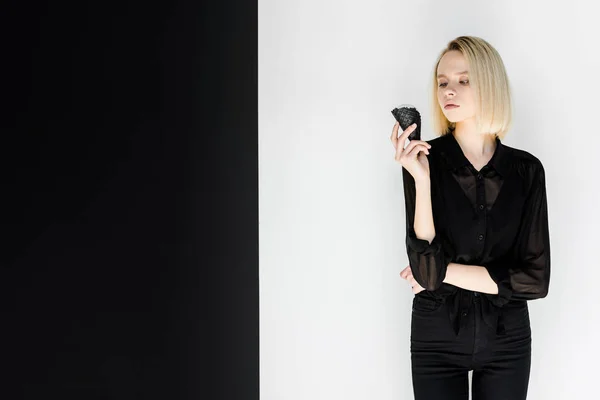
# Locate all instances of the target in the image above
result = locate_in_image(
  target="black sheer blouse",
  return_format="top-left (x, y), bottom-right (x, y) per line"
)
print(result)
top-left (402, 131), bottom-right (551, 336)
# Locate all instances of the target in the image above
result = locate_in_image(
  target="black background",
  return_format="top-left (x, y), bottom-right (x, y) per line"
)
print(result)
top-left (0, 1), bottom-right (257, 398)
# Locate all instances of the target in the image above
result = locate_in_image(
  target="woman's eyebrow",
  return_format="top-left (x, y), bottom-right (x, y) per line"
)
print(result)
top-left (437, 70), bottom-right (469, 78)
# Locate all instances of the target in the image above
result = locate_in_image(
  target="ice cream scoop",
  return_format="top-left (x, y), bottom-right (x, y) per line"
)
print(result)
top-left (391, 104), bottom-right (421, 141)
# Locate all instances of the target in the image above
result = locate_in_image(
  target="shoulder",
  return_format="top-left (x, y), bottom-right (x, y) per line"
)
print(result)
top-left (502, 143), bottom-right (545, 174)
top-left (502, 143), bottom-right (546, 190)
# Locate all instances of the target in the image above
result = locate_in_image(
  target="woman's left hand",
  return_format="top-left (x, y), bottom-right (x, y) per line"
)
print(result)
top-left (400, 265), bottom-right (425, 294)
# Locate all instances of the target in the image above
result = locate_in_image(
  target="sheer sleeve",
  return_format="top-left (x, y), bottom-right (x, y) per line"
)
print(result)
top-left (402, 166), bottom-right (448, 291)
top-left (484, 162), bottom-right (551, 306)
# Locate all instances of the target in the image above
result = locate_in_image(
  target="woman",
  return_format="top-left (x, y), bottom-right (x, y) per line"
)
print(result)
top-left (390, 36), bottom-right (551, 400)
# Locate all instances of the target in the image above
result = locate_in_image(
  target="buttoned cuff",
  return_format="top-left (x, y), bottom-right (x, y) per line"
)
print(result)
top-left (406, 229), bottom-right (442, 255)
top-left (406, 230), bottom-right (447, 291)
top-left (483, 258), bottom-right (513, 307)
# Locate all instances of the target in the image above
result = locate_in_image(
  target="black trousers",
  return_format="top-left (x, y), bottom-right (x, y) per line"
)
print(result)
top-left (410, 291), bottom-right (531, 400)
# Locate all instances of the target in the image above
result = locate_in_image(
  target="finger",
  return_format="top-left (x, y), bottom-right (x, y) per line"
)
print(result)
top-left (397, 139), bottom-right (431, 161)
top-left (412, 140), bottom-right (432, 150)
top-left (399, 140), bottom-right (423, 158)
top-left (394, 123), bottom-right (418, 159)
top-left (403, 140), bottom-right (431, 155)
top-left (408, 276), bottom-right (418, 287)
top-left (392, 124), bottom-right (417, 160)
top-left (403, 144), bottom-right (430, 160)
top-left (398, 123), bottom-right (418, 143)
top-left (390, 122), bottom-right (400, 150)
top-left (400, 265), bottom-right (410, 279)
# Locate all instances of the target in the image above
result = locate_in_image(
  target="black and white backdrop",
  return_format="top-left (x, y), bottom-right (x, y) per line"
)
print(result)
top-left (2, 0), bottom-right (600, 399)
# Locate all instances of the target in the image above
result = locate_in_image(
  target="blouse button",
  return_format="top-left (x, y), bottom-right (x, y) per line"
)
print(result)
top-left (478, 234), bottom-right (484, 240)
top-left (477, 173), bottom-right (483, 180)
top-left (462, 312), bottom-right (468, 317)
top-left (479, 204), bottom-right (484, 210)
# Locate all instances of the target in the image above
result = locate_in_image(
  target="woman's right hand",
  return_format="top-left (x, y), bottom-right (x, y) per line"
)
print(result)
top-left (390, 121), bottom-right (431, 183)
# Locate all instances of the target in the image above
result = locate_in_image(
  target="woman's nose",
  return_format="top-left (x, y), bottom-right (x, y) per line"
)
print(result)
top-left (444, 85), bottom-right (457, 95)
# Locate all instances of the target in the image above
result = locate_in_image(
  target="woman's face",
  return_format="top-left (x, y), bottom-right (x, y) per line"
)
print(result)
top-left (436, 50), bottom-right (477, 124)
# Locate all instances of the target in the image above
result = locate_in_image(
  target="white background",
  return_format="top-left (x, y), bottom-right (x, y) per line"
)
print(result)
top-left (259, 1), bottom-right (599, 399)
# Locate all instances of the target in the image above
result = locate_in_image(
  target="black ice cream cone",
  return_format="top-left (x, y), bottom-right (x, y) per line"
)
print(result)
top-left (391, 104), bottom-right (421, 141)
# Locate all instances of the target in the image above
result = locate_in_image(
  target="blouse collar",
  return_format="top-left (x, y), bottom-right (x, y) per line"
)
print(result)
top-left (438, 131), bottom-right (511, 177)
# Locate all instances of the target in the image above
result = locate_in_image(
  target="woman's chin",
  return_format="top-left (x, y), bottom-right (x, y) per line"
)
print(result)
top-left (444, 114), bottom-right (465, 123)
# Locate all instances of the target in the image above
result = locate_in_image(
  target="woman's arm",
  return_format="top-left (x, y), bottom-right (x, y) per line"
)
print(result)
top-left (413, 178), bottom-right (436, 243)
top-left (482, 162), bottom-right (551, 305)
top-left (403, 168), bottom-right (448, 291)
top-left (443, 263), bottom-right (499, 294)
top-left (445, 162), bottom-right (551, 301)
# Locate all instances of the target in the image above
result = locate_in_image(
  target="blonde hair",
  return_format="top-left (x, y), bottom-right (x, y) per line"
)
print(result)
top-left (429, 36), bottom-right (513, 140)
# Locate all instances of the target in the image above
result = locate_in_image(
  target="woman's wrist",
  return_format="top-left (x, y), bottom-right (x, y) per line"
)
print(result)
top-left (443, 263), bottom-right (455, 284)
top-left (414, 176), bottom-right (430, 188)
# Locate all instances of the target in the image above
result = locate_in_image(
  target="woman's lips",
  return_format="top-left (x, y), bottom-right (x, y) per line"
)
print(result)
top-left (444, 104), bottom-right (459, 109)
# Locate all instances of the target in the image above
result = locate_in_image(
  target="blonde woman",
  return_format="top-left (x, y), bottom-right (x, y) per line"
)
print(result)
top-left (391, 36), bottom-right (550, 400)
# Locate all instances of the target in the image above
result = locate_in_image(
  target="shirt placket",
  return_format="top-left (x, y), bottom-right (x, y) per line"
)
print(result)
top-left (475, 171), bottom-right (487, 256)
top-left (459, 170), bottom-right (488, 337)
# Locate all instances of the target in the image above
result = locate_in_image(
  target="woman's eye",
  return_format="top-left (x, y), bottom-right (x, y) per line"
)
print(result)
top-left (438, 80), bottom-right (469, 88)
